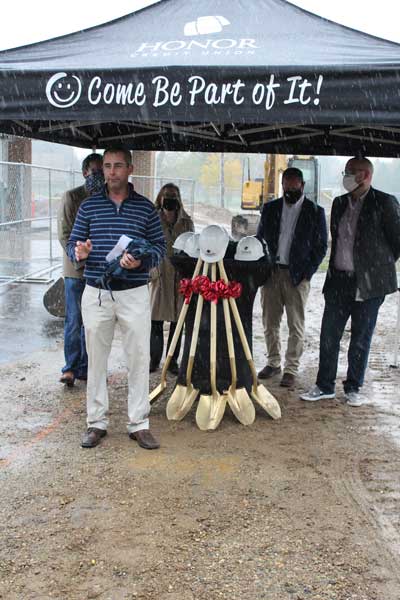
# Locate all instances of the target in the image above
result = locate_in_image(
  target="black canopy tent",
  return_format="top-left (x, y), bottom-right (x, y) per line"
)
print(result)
top-left (1, 0), bottom-right (400, 156)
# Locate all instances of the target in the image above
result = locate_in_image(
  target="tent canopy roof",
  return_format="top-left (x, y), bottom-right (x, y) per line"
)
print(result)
top-left (1, 0), bottom-right (400, 156)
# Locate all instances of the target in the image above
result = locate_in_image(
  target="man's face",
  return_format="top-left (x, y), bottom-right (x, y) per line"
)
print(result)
top-left (103, 152), bottom-right (133, 192)
top-left (282, 175), bottom-right (304, 204)
top-left (344, 160), bottom-right (367, 185)
top-left (282, 175), bottom-right (303, 194)
top-left (83, 160), bottom-right (103, 178)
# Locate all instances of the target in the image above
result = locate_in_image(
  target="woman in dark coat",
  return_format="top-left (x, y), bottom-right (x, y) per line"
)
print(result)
top-left (150, 183), bottom-right (194, 374)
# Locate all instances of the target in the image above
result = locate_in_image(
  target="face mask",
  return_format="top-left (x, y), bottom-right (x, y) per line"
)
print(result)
top-left (342, 174), bottom-right (360, 193)
top-left (85, 171), bottom-right (104, 195)
top-left (284, 189), bottom-right (302, 204)
top-left (163, 197), bottom-right (179, 211)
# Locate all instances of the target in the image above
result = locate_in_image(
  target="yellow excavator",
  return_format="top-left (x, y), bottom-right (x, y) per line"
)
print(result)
top-left (232, 154), bottom-right (319, 239)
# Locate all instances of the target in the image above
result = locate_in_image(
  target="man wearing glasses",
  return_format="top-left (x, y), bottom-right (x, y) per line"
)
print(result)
top-left (67, 146), bottom-right (166, 449)
top-left (301, 157), bottom-right (400, 407)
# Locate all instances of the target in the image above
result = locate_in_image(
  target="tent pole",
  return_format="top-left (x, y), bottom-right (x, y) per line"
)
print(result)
top-left (390, 289), bottom-right (400, 368)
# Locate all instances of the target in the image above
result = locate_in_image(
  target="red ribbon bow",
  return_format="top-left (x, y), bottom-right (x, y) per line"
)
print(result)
top-left (178, 278), bottom-right (193, 304)
top-left (202, 281), bottom-right (219, 304)
top-left (215, 280), bottom-right (230, 299)
top-left (179, 275), bottom-right (242, 303)
top-left (228, 281), bottom-right (242, 299)
top-left (191, 275), bottom-right (210, 295)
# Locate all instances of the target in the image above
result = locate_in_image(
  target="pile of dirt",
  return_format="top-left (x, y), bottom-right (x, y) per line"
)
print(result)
top-left (1, 277), bottom-right (400, 599)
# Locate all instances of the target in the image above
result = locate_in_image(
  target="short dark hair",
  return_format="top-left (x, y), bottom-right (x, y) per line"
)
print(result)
top-left (282, 167), bottom-right (304, 183)
top-left (81, 153), bottom-right (102, 173)
top-left (103, 146), bottom-right (132, 166)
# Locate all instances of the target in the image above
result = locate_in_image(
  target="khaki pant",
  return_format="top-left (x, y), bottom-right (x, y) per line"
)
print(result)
top-left (260, 269), bottom-right (310, 375)
top-left (82, 284), bottom-right (151, 433)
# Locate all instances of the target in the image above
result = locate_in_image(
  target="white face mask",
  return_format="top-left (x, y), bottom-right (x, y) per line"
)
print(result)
top-left (342, 174), bottom-right (360, 193)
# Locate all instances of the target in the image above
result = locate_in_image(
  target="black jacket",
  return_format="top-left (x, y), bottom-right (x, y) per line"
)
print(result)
top-left (257, 196), bottom-right (328, 286)
top-left (324, 187), bottom-right (400, 301)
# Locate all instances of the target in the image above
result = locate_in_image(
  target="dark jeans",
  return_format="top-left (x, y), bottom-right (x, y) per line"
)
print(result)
top-left (150, 320), bottom-right (182, 366)
top-left (62, 277), bottom-right (87, 378)
top-left (316, 295), bottom-right (385, 394)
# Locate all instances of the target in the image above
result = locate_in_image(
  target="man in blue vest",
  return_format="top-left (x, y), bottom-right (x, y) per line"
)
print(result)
top-left (257, 167), bottom-right (327, 388)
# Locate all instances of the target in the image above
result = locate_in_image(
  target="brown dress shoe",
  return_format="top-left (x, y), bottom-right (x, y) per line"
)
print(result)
top-left (257, 365), bottom-right (281, 379)
top-left (129, 429), bottom-right (160, 450)
top-left (81, 428), bottom-right (107, 448)
top-left (60, 371), bottom-right (75, 387)
top-left (280, 373), bottom-right (296, 388)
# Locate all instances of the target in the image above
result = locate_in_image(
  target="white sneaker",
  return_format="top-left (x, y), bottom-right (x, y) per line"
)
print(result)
top-left (345, 391), bottom-right (366, 407)
top-left (300, 385), bottom-right (335, 402)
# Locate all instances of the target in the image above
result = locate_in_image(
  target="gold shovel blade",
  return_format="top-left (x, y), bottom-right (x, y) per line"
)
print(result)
top-left (166, 384), bottom-right (199, 421)
top-left (196, 392), bottom-right (226, 431)
top-left (251, 385), bottom-right (281, 420)
top-left (226, 388), bottom-right (256, 426)
top-left (149, 380), bottom-right (167, 403)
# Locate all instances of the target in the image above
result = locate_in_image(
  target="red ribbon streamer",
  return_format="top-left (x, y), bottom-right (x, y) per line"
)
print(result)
top-left (179, 275), bottom-right (242, 302)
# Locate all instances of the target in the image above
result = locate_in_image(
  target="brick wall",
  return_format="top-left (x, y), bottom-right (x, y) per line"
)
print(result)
top-left (8, 137), bottom-right (32, 164)
top-left (131, 151), bottom-right (155, 199)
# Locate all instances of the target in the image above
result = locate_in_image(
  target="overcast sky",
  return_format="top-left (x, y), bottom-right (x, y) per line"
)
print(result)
top-left (0, 0), bottom-right (400, 51)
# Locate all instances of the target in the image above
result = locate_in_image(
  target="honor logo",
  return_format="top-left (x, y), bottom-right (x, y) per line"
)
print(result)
top-left (184, 15), bottom-right (230, 36)
top-left (131, 14), bottom-right (259, 57)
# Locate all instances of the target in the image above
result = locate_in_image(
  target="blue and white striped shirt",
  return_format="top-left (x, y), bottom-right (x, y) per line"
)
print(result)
top-left (67, 184), bottom-right (166, 288)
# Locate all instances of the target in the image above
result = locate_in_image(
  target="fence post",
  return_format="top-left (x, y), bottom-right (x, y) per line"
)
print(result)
top-left (191, 180), bottom-right (195, 216)
top-left (48, 169), bottom-right (53, 262)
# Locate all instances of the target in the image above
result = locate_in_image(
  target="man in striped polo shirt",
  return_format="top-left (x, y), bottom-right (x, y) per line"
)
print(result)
top-left (67, 146), bottom-right (166, 450)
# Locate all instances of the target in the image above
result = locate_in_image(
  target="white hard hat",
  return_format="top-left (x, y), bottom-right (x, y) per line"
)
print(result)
top-left (173, 231), bottom-right (194, 253)
top-left (199, 225), bottom-right (229, 263)
top-left (184, 233), bottom-right (200, 258)
top-left (234, 236), bottom-right (264, 261)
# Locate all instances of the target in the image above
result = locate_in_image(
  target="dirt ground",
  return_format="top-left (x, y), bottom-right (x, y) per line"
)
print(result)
top-left (1, 274), bottom-right (400, 600)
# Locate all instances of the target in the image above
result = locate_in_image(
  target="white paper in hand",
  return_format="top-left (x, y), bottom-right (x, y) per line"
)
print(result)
top-left (105, 235), bottom-right (132, 263)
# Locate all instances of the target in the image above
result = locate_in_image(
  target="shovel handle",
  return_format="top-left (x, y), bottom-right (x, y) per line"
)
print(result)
top-left (218, 261), bottom-right (237, 393)
top-left (210, 263), bottom-right (218, 395)
top-left (159, 257), bottom-right (202, 384)
top-left (186, 262), bottom-right (208, 384)
top-left (219, 262), bottom-right (258, 389)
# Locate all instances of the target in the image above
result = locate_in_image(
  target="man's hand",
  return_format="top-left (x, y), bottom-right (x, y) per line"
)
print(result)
top-left (75, 239), bottom-right (92, 261)
top-left (120, 252), bottom-right (142, 270)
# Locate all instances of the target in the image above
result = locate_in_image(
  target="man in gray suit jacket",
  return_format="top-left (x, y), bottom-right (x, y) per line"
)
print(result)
top-left (301, 157), bottom-right (400, 406)
top-left (57, 153), bottom-right (103, 386)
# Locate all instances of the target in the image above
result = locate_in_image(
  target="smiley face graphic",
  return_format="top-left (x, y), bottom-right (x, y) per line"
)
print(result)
top-left (46, 72), bottom-right (82, 108)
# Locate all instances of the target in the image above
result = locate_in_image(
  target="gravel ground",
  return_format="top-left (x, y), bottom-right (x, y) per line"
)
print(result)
top-left (1, 275), bottom-right (400, 600)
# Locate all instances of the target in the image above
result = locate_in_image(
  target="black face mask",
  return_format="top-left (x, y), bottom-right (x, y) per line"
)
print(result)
top-left (163, 197), bottom-right (179, 211)
top-left (284, 189), bottom-right (303, 204)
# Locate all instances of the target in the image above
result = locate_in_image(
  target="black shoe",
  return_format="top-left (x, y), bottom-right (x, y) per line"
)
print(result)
top-left (280, 373), bottom-right (296, 388)
top-left (81, 428), bottom-right (107, 448)
top-left (167, 359), bottom-right (179, 376)
top-left (257, 365), bottom-right (281, 379)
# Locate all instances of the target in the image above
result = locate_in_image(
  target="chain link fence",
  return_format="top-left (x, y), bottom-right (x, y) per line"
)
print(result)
top-left (0, 161), bottom-right (195, 286)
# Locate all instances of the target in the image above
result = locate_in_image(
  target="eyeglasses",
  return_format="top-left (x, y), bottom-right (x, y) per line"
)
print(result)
top-left (342, 169), bottom-right (365, 176)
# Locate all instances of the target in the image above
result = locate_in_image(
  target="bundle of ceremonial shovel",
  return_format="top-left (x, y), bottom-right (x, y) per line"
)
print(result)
top-left (149, 226), bottom-right (281, 431)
